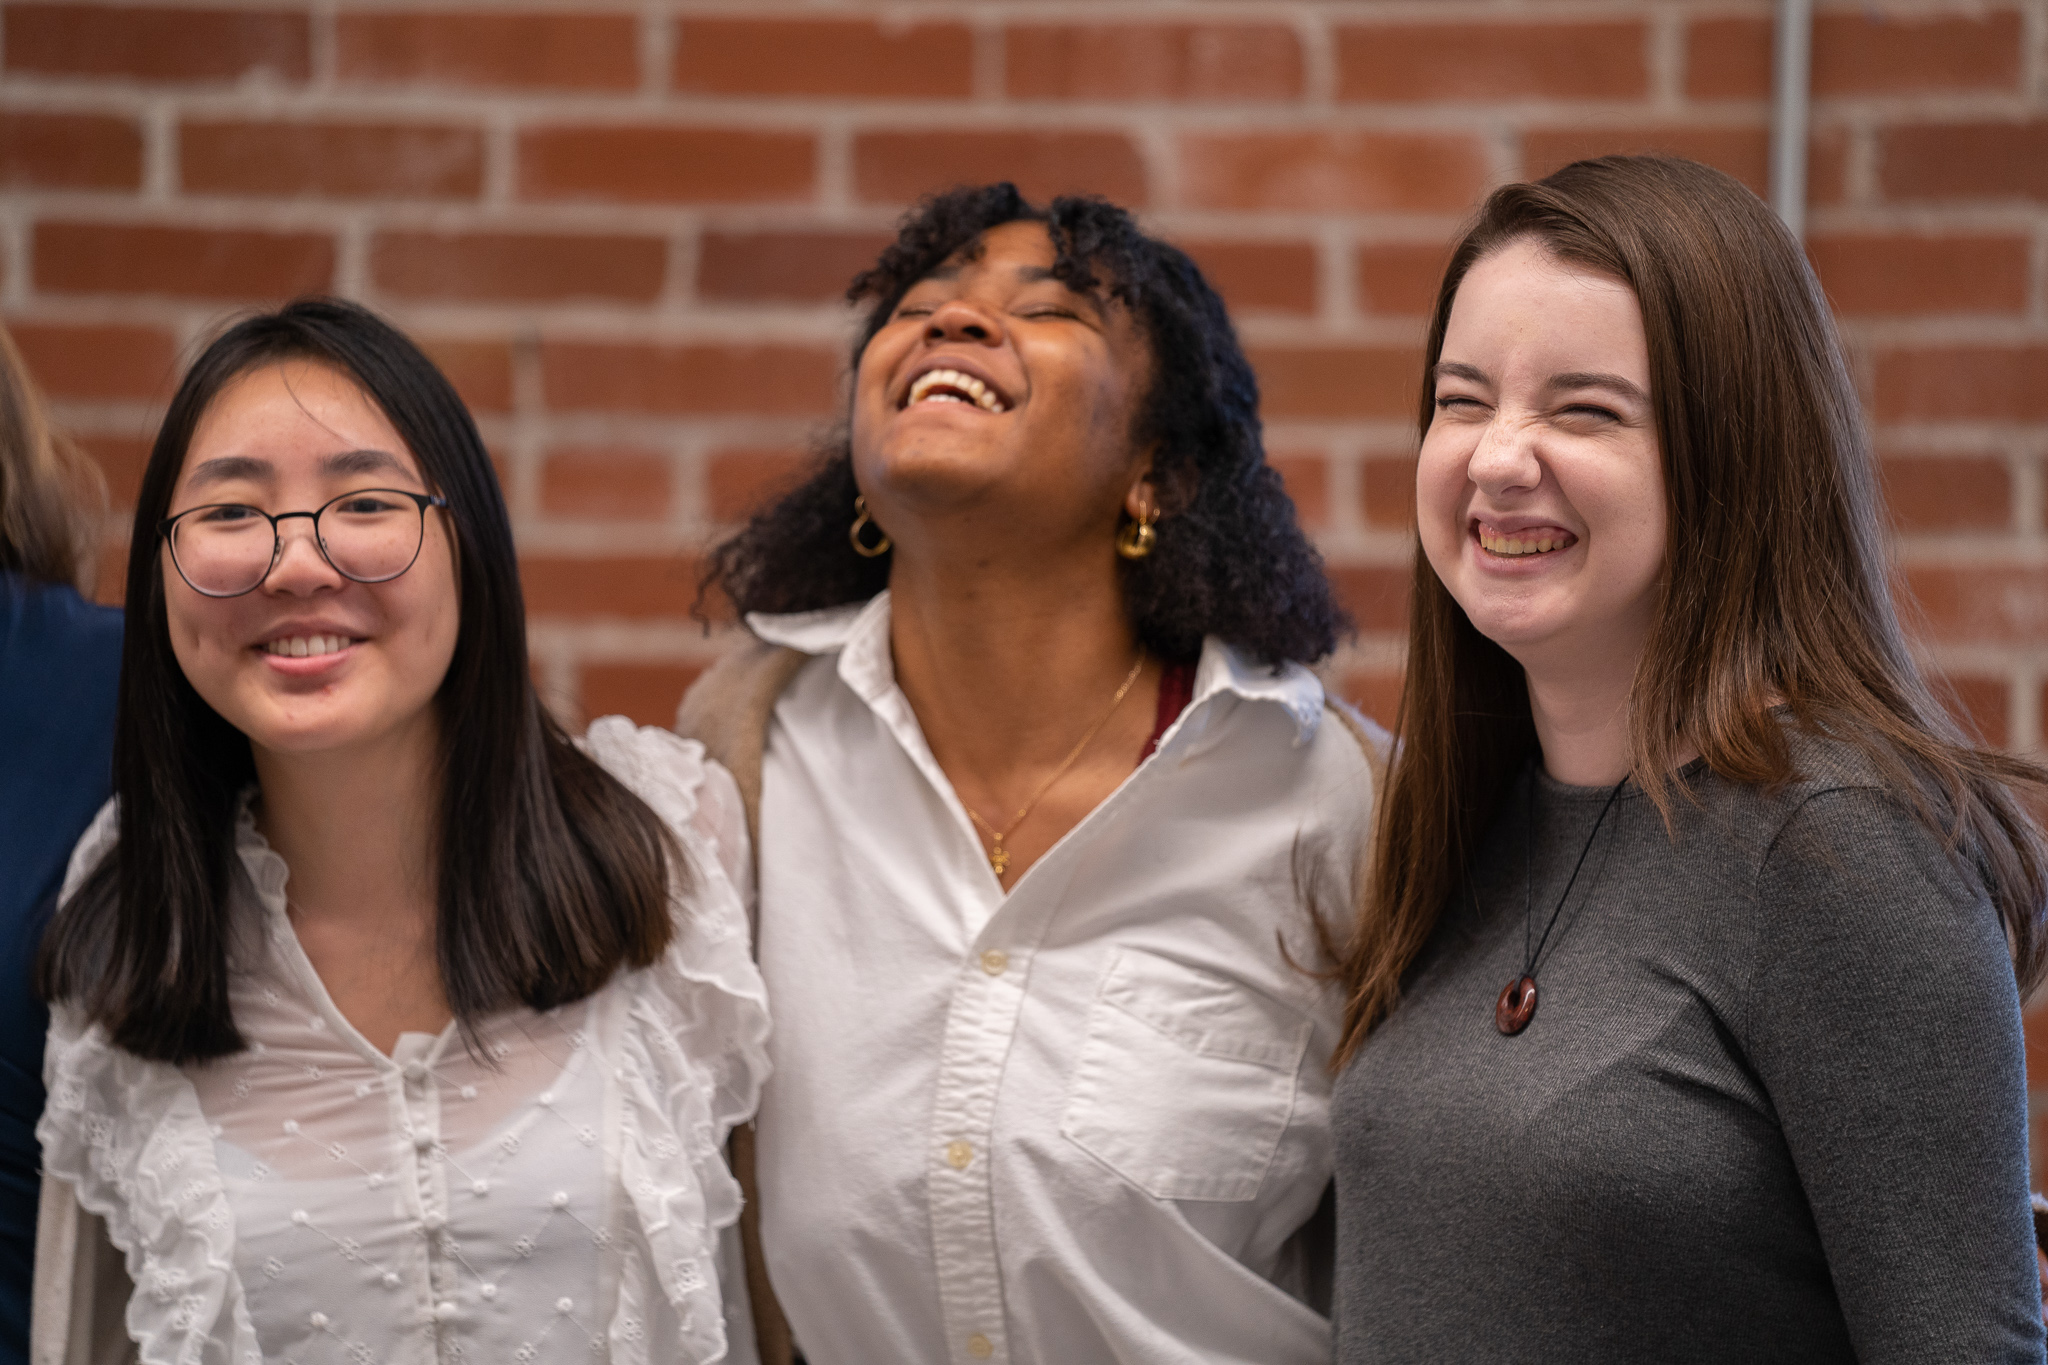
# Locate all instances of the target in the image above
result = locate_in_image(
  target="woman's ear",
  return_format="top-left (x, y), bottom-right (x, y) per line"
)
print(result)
top-left (1123, 476), bottom-right (1156, 523)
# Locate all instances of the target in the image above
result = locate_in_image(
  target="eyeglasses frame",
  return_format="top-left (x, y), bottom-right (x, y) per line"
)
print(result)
top-left (158, 487), bottom-right (451, 600)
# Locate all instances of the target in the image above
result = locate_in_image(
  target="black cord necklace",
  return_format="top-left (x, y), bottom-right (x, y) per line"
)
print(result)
top-left (1494, 772), bottom-right (1628, 1036)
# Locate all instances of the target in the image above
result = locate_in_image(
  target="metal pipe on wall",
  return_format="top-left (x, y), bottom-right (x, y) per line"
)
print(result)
top-left (1769, 0), bottom-right (1815, 239)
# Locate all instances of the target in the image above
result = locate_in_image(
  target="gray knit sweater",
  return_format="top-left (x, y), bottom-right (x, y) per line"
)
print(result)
top-left (1333, 729), bottom-right (2045, 1363)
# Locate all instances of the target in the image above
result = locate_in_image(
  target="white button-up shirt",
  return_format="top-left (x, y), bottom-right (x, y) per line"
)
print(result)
top-left (746, 593), bottom-right (1377, 1365)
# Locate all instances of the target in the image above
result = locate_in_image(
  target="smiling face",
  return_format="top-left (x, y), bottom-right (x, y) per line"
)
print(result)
top-left (849, 219), bottom-right (1156, 554)
top-left (1417, 235), bottom-right (1666, 685)
top-left (162, 360), bottom-right (459, 760)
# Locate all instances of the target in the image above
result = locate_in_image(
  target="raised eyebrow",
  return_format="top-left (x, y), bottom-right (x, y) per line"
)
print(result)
top-left (1546, 371), bottom-right (1649, 404)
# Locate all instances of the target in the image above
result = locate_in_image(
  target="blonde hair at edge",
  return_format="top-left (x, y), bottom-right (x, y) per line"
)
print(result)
top-left (0, 323), bottom-right (105, 595)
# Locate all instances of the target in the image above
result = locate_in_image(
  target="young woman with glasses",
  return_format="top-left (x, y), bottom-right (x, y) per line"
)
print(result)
top-left (32, 299), bottom-right (767, 1364)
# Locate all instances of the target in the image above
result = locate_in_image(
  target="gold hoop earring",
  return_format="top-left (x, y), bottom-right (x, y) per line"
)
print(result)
top-left (1115, 509), bottom-right (1156, 560)
top-left (849, 495), bottom-right (892, 558)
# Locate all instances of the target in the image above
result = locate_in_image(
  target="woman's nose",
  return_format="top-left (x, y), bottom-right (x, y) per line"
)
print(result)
top-left (924, 299), bottom-right (1003, 346)
top-left (263, 518), bottom-right (344, 595)
top-left (1468, 414), bottom-right (1543, 495)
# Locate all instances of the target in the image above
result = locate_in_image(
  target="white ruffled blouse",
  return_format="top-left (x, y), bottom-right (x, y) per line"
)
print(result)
top-left (38, 720), bottom-right (768, 1365)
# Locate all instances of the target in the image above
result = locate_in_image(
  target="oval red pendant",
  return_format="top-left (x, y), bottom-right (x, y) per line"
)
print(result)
top-left (1496, 975), bottom-right (1538, 1035)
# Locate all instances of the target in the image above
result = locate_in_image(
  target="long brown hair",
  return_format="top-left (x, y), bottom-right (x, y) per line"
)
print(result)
top-left (1334, 155), bottom-right (2048, 1066)
top-left (39, 300), bottom-right (681, 1064)
top-left (0, 321), bottom-right (105, 592)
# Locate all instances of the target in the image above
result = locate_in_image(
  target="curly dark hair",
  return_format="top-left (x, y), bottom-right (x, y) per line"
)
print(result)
top-left (701, 183), bottom-right (1346, 666)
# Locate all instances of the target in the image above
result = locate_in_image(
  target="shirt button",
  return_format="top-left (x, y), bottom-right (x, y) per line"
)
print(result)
top-left (967, 1334), bottom-right (994, 1359)
top-left (945, 1140), bottom-right (973, 1171)
top-left (434, 1300), bottom-right (457, 1321)
top-left (978, 949), bottom-right (1008, 976)
top-left (423, 1213), bottom-right (445, 1235)
top-left (382, 1271), bottom-right (399, 1288)
top-left (403, 1061), bottom-right (426, 1083)
top-left (413, 1132), bottom-right (433, 1151)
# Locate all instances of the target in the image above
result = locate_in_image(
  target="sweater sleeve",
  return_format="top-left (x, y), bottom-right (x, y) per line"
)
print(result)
top-left (1746, 785), bottom-right (2044, 1364)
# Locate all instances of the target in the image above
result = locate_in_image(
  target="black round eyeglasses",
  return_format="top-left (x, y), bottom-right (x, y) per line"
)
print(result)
top-left (159, 488), bottom-right (449, 599)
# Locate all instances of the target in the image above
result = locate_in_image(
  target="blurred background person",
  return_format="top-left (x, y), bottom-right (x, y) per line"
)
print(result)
top-left (0, 320), bottom-right (118, 1365)
top-left (1332, 155), bottom-right (2048, 1364)
top-left (684, 184), bottom-right (1378, 1365)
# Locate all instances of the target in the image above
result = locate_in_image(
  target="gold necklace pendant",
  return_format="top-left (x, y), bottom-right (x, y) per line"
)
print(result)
top-left (966, 651), bottom-right (1146, 883)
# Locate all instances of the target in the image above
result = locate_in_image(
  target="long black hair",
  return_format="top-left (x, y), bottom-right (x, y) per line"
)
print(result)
top-left (704, 183), bottom-right (1345, 665)
top-left (39, 298), bottom-right (680, 1064)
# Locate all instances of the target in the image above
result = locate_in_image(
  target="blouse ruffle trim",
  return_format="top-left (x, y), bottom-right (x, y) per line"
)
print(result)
top-left (579, 717), bottom-right (771, 1362)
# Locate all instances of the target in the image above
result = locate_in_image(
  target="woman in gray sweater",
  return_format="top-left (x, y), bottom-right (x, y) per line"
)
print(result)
top-left (1331, 154), bottom-right (2048, 1363)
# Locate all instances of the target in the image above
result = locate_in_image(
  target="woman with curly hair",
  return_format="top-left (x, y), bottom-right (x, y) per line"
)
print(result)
top-left (1331, 155), bottom-right (2048, 1362)
top-left (684, 183), bottom-right (1379, 1365)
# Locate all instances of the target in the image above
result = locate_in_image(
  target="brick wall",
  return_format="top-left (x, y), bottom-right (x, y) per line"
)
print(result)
top-left (4, 0), bottom-right (2047, 1152)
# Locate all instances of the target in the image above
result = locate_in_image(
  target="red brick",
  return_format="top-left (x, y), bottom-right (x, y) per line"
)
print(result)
top-left (520, 126), bottom-right (815, 205)
top-left (1006, 23), bottom-right (1302, 101)
top-left (78, 433), bottom-right (151, 508)
top-left (91, 538), bottom-right (128, 607)
top-left (1343, 669), bottom-right (1405, 730)
top-left (540, 447), bottom-right (673, 520)
top-left (697, 230), bottom-right (892, 304)
top-left (0, 112), bottom-right (141, 190)
top-left (1808, 234), bottom-right (2028, 317)
top-left (1269, 452), bottom-right (1330, 530)
top-left (337, 12), bottom-right (638, 92)
top-left (522, 555), bottom-right (701, 620)
top-left (542, 342), bottom-right (840, 417)
top-left (1523, 125), bottom-right (1770, 198)
top-left (417, 338), bottom-right (514, 416)
top-left (580, 661), bottom-right (705, 729)
top-left (1357, 243), bottom-right (1451, 319)
top-left (1937, 674), bottom-right (2010, 748)
top-left (2025, 1003), bottom-right (2048, 1089)
top-left (855, 131), bottom-right (1148, 208)
top-left (1329, 565), bottom-right (1412, 633)
top-left (676, 19), bottom-right (971, 98)
top-left (373, 231), bottom-right (666, 304)
top-left (1178, 241), bottom-right (1317, 315)
top-left (4, 4), bottom-right (308, 83)
top-left (1250, 345), bottom-right (1422, 420)
top-left (1362, 455), bottom-right (1418, 530)
top-left (1339, 21), bottom-right (1647, 102)
top-left (1904, 566), bottom-right (2048, 644)
top-left (1880, 455), bottom-right (2011, 533)
top-left (181, 120), bottom-right (484, 199)
top-left (1881, 121), bottom-right (2048, 204)
top-left (707, 447), bottom-right (809, 522)
top-left (9, 321), bottom-right (177, 401)
top-left (1180, 132), bottom-right (1486, 213)
top-left (1687, 12), bottom-right (2023, 100)
top-left (1808, 126), bottom-right (1851, 208)
top-left (1872, 347), bottom-right (2048, 423)
top-left (34, 221), bottom-right (333, 300)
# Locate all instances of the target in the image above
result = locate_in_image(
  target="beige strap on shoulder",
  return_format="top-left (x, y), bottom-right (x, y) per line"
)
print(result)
top-left (31, 1173), bottom-right (135, 1365)
top-left (675, 637), bottom-right (810, 1365)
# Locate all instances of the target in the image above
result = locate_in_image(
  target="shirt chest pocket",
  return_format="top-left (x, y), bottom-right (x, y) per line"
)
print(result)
top-left (1060, 946), bottom-right (1311, 1203)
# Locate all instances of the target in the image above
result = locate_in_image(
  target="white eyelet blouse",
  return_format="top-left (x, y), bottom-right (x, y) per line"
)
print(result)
top-left (38, 719), bottom-right (768, 1365)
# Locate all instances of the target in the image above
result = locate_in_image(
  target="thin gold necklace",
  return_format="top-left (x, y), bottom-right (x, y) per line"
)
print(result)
top-left (965, 652), bottom-right (1146, 879)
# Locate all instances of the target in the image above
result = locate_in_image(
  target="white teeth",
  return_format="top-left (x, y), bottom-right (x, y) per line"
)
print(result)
top-left (907, 368), bottom-right (1007, 413)
top-left (264, 635), bottom-right (352, 658)
top-left (1478, 528), bottom-right (1574, 557)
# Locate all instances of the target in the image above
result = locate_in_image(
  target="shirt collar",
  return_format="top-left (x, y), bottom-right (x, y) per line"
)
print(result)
top-left (746, 591), bottom-right (1325, 745)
